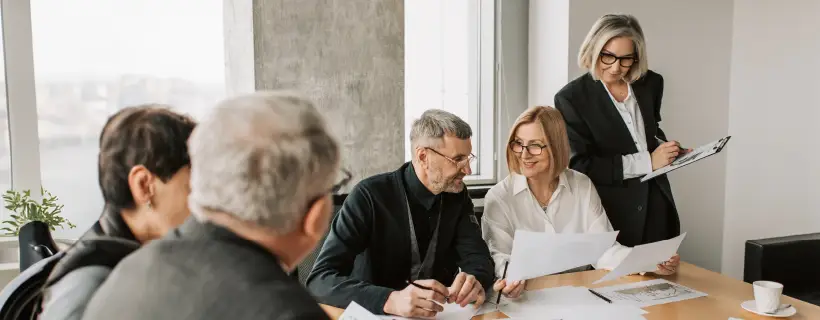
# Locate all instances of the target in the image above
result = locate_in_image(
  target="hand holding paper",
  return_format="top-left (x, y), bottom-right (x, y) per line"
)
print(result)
top-left (594, 233), bottom-right (686, 284)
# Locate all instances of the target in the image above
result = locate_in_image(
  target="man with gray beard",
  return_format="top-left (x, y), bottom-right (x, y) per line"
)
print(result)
top-left (307, 109), bottom-right (493, 319)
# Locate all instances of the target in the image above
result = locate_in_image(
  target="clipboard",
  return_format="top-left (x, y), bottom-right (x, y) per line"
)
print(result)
top-left (641, 136), bottom-right (731, 182)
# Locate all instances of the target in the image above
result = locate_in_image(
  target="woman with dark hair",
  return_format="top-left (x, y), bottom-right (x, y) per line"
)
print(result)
top-left (39, 105), bottom-right (196, 320)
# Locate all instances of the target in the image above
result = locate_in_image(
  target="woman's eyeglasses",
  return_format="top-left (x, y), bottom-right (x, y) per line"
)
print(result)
top-left (599, 52), bottom-right (637, 67)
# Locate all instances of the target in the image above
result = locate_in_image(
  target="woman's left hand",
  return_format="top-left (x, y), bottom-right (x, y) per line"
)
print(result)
top-left (653, 254), bottom-right (680, 275)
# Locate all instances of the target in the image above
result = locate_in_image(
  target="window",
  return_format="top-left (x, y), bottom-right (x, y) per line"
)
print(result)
top-left (405, 0), bottom-right (496, 184)
top-left (27, 0), bottom-right (225, 239)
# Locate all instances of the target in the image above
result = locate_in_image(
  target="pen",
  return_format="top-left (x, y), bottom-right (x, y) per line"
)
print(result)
top-left (587, 288), bottom-right (612, 303)
top-left (655, 135), bottom-right (685, 151)
top-left (406, 280), bottom-right (449, 303)
top-left (496, 261), bottom-right (509, 306)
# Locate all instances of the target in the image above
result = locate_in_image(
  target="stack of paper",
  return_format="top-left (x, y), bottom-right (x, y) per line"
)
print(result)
top-left (506, 231), bottom-right (619, 281)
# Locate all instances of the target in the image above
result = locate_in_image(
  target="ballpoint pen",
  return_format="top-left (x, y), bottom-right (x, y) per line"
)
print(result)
top-left (587, 288), bottom-right (612, 303)
top-left (496, 261), bottom-right (509, 307)
top-left (655, 135), bottom-right (686, 151)
top-left (406, 280), bottom-right (449, 303)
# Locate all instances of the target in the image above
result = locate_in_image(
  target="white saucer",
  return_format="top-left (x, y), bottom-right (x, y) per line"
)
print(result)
top-left (741, 300), bottom-right (797, 317)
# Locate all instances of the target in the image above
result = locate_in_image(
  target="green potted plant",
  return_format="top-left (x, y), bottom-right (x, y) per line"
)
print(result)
top-left (1, 187), bottom-right (76, 236)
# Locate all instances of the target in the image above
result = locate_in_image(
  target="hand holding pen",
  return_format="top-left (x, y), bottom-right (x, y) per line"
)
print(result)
top-left (383, 279), bottom-right (449, 318)
top-left (493, 261), bottom-right (526, 300)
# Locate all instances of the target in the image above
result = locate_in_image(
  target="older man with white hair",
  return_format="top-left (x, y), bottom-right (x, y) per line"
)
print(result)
top-left (81, 91), bottom-right (349, 320)
top-left (307, 109), bottom-right (494, 318)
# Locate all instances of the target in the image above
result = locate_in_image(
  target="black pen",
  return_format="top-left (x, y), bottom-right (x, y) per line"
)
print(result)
top-left (588, 288), bottom-right (612, 303)
top-left (655, 135), bottom-right (685, 151)
top-left (406, 280), bottom-right (449, 303)
top-left (496, 261), bottom-right (509, 306)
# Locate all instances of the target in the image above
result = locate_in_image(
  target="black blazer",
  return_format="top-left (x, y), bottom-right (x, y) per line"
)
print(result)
top-left (554, 70), bottom-right (677, 247)
top-left (306, 162), bottom-right (494, 314)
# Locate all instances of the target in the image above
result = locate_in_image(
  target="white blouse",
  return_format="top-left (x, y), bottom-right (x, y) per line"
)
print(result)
top-left (601, 81), bottom-right (652, 179)
top-left (481, 169), bottom-right (630, 277)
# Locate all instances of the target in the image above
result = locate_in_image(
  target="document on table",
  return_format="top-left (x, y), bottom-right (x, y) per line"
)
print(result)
top-left (594, 233), bottom-right (686, 284)
top-left (506, 230), bottom-right (619, 281)
top-left (501, 287), bottom-right (647, 320)
top-left (641, 136), bottom-right (731, 182)
top-left (592, 279), bottom-right (707, 308)
top-left (499, 286), bottom-right (647, 320)
top-left (339, 301), bottom-right (381, 320)
top-left (377, 302), bottom-right (494, 320)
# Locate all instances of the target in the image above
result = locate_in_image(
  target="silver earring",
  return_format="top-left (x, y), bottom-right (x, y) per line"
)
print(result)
top-left (146, 200), bottom-right (152, 209)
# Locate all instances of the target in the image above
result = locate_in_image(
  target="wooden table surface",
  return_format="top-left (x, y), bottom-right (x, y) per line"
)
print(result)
top-left (322, 262), bottom-right (820, 319)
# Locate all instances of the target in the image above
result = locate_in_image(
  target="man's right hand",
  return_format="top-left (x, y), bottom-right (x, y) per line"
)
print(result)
top-left (383, 279), bottom-right (449, 319)
top-left (651, 141), bottom-right (682, 170)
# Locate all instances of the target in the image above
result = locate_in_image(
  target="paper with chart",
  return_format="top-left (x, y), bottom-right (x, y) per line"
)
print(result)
top-left (377, 302), bottom-right (494, 320)
top-left (500, 287), bottom-right (647, 320)
top-left (339, 301), bottom-right (381, 320)
top-left (506, 230), bottom-right (619, 281)
top-left (593, 279), bottom-right (707, 308)
top-left (594, 233), bottom-right (686, 284)
top-left (641, 136), bottom-right (731, 182)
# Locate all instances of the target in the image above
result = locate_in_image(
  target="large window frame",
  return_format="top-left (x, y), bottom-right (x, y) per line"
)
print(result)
top-left (0, 0), bottom-right (498, 226)
top-left (404, 0), bottom-right (497, 185)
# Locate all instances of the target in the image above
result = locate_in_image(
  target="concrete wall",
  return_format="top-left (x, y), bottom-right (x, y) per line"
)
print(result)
top-left (253, 0), bottom-right (405, 186)
top-left (721, 0), bottom-right (820, 279)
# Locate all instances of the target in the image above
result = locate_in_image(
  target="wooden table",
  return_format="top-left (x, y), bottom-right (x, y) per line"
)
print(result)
top-left (322, 262), bottom-right (820, 319)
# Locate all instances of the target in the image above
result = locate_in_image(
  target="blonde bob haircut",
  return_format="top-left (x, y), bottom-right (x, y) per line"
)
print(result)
top-left (506, 106), bottom-right (569, 180)
top-left (578, 13), bottom-right (648, 83)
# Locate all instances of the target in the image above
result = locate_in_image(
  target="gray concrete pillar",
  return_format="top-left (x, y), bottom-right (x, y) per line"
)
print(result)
top-left (253, 0), bottom-right (405, 187)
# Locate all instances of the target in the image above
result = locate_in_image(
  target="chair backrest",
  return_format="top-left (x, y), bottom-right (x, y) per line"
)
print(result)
top-left (17, 222), bottom-right (59, 272)
top-left (744, 233), bottom-right (820, 296)
top-left (0, 252), bottom-right (64, 320)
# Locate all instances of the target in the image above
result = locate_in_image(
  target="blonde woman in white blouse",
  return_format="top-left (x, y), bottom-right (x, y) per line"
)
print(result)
top-left (483, 106), bottom-right (680, 299)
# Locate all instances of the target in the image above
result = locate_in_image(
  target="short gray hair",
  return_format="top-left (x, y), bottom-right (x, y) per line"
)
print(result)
top-left (578, 13), bottom-right (649, 83)
top-left (188, 91), bottom-right (340, 233)
top-left (409, 109), bottom-right (472, 153)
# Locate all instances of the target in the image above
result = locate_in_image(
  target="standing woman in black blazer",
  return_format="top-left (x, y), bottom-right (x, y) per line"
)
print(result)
top-left (555, 14), bottom-right (690, 249)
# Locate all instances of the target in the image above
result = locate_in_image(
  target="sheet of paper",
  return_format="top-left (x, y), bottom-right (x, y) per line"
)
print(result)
top-left (594, 233), bottom-right (686, 284)
top-left (497, 286), bottom-right (648, 320)
top-left (502, 303), bottom-right (647, 320)
top-left (593, 278), bottom-right (708, 308)
top-left (641, 136), bottom-right (730, 182)
top-left (378, 302), bottom-right (493, 320)
top-left (506, 230), bottom-right (619, 281)
top-left (339, 301), bottom-right (382, 320)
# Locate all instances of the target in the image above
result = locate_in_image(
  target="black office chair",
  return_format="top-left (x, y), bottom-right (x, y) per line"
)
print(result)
top-left (17, 221), bottom-right (59, 272)
top-left (744, 233), bottom-right (820, 306)
top-left (292, 194), bottom-right (347, 285)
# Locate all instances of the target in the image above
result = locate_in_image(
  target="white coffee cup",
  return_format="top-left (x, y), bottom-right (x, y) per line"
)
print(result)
top-left (753, 280), bottom-right (783, 313)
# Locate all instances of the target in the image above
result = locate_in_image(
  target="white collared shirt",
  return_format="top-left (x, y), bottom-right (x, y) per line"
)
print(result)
top-left (481, 169), bottom-right (630, 277)
top-left (601, 81), bottom-right (652, 179)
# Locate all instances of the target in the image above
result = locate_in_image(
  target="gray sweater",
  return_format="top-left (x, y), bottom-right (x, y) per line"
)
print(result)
top-left (80, 218), bottom-right (329, 320)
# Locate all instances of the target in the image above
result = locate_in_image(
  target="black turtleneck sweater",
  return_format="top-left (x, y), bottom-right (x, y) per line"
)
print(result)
top-left (306, 162), bottom-right (494, 314)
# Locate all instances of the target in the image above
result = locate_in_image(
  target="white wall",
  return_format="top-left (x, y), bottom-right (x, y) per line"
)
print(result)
top-left (527, 0), bottom-right (568, 107)
top-left (721, 0), bottom-right (820, 279)
top-left (530, 0), bottom-right (735, 272)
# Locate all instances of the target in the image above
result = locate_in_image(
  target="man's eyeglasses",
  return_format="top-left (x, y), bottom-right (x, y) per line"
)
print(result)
top-left (509, 141), bottom-right (548, 155)
top-left (599, 52), bottom-right (637, 68)
top-left (425, 148), bottom-right (476, 168)
top-left (331, 169), bottom-right (352, 194)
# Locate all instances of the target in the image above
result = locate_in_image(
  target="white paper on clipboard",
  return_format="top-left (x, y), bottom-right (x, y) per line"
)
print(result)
top-left (641, 136), bottom-right (731, 182)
